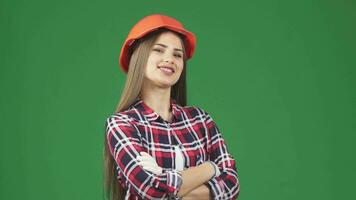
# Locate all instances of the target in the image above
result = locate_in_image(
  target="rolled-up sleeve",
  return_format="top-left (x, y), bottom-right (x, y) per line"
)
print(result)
top-left (105, 114), bottom-right (183, 200)
top-left (202, 110), bottom-right (240, 200)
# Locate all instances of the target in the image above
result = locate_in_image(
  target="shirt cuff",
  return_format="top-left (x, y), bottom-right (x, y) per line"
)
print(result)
top-left (208, 161), bottom-right (221, 177)
top-left (166, 169), bottom-right (183, 198)
top-left (205, 176), bottom-right (225, 200)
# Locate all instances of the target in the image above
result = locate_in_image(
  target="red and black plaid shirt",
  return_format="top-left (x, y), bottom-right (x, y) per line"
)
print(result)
top-left (105, 98), bottom-right (240, 200)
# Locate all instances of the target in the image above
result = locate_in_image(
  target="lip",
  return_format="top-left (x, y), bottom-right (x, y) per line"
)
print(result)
top-left (157, 65), bottom-right (176, 73)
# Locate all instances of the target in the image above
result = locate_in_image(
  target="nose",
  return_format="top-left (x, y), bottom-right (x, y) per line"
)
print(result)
top-left (164, 60), bottom-right (174, 65)
top-left (163, 53), bottom-right (175, 65)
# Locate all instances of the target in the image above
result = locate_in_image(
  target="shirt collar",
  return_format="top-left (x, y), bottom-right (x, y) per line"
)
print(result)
top-left (132, 97), bottom-right (182, 122)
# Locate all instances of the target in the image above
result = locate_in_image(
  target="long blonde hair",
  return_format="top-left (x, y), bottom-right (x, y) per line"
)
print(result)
top-left (104, 28), bottom-right (188, 200)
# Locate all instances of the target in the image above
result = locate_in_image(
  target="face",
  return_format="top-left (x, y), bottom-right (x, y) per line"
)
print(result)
top-left (144, 31), bottom-right (184, 88)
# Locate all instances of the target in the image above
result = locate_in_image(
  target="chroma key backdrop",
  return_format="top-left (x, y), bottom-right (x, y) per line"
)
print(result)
top-left (1, 0), bottom-right (355, 200)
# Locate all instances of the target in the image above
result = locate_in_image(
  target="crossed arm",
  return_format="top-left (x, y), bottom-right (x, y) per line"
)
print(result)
top-left (183, 184), bottom-right (211, 200)
top-left (105, 111), bottom-right (239, 200)
top-left (138, 151), bottom-right (213, 199)
top-left (177, 162), bottom-right (214, 199)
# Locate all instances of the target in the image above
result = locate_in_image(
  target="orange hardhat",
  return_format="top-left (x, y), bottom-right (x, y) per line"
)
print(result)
top-left (119, 14), bottom-right (196, 73)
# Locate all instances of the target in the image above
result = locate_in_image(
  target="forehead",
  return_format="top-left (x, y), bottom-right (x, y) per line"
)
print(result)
top-left (154, 32), bottom-right (183, 49)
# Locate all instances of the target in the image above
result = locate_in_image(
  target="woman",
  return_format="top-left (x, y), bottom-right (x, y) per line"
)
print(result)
top-left (104, 14), bottom-right (240, 200)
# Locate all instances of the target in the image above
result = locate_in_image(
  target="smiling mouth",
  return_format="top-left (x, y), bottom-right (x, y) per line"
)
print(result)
top-left (158, 66), bottom-right (175, 73)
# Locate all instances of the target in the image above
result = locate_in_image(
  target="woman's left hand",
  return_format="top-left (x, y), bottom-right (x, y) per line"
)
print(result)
top-left (137, 152), bottom-right (163, 175)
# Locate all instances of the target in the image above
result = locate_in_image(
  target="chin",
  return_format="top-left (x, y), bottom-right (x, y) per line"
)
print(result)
top-left (157, 79), bottom-right (178, 88)
top-left (157, 82), bottom-right (175, 88)
top-left (144, 75), bottom-right (179, 88)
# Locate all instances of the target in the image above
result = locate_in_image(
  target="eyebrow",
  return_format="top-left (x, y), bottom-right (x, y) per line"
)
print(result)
top-left (154, 43), bottom-right (183, 52)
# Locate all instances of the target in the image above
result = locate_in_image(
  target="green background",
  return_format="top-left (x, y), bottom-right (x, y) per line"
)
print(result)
top-left (1, 0), bottom-right (355, 199)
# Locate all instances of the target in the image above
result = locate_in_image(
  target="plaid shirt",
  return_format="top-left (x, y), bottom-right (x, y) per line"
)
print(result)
top-left (105, 98), bottom-right (240, 200)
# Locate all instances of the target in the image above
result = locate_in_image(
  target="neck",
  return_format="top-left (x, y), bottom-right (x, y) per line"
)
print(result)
top-left (141, 82), bottom-right (172, 122)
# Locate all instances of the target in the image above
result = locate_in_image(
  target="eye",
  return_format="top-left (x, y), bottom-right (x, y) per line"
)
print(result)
top-left (174, 54), bottom-right (182, 58)
top-left (153, 48), bottom-right (163, 53)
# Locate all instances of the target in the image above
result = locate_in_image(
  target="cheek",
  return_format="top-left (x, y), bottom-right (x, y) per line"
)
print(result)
top-left (146, 57), bottom-right (158, 71)
top-left (176, 61), bottom-right (184, 73)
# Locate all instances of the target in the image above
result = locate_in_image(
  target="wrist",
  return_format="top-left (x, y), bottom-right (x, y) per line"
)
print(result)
top-left (207, 161), bottom-right (220, 178)
top-left (205, 161), bottom-right (216, 180)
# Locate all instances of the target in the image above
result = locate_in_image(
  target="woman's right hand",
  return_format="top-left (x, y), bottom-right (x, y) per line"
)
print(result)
top-left (137, 152), bottom-right (163, 175)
